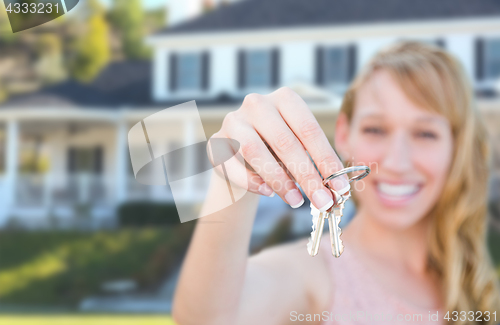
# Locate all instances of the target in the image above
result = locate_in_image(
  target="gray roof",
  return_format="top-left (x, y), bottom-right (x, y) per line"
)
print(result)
top-left (1, 60), bottom-right (242, 109)
top-left (159, 0), bottom-right (500, 35)
top-left (2, 61), bottom-right (152, 108)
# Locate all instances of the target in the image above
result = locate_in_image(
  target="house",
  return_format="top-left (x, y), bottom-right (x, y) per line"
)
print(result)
top-left (1, 0), bottom-right (500, 228)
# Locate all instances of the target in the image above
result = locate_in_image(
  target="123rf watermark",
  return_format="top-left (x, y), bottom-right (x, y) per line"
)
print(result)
top-left (290, 310), bottom-right (497, 322)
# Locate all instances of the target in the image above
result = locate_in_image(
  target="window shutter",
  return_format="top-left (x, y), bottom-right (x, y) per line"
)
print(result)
top-left (315, 46), bottom-right (324, 86)
top-left (238, 50), bottom-right (246, 89)
top-left (475, 38), bottom-right (484, 81)
top-left (94, 146), bottom-right (103, 174)
top-left (347, 44), bottom-right (357, 82)
top-left (67, 147), bottom-right (76, 174)
top-left (201, 51), bottom-right (210, 90)
top-left (169, 53), bottom-right (178, 92)
top-left (271, 48), bottom-right (280, 87)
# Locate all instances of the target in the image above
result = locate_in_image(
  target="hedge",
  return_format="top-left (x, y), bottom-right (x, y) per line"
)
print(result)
top-left (118, 202), bottom-right (181, 227)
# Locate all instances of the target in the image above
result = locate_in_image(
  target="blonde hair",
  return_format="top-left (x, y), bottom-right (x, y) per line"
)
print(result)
top-left (340, 41), bottom-right (500, 323)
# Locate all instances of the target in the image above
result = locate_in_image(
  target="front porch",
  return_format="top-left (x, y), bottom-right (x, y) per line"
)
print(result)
top-left (0, 100), bottom-right (342, 229)
top-left (0, 108), bottom-right (217, 229)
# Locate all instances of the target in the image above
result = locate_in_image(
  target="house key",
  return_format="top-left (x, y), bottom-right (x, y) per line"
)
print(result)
top-left (307, 166), bottom-right (370, 258)
top-left (327, 190), bottom-right (349, 257)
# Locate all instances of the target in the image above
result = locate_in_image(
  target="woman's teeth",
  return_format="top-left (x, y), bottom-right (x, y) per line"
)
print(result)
top-left (377, 182), bottom-right (419, 198)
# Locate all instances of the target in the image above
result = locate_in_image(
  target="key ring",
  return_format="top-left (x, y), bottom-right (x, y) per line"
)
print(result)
top-left (323, 165), bottom-right (370, 190)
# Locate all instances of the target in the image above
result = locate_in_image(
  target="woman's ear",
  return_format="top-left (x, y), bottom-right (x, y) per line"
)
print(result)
top-left (334, 112), bottom-right (350, 161)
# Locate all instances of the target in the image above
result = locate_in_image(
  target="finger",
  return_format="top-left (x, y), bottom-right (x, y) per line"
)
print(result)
top-left (262, 139), bottom-right (297, 182)
top-left (269, 87), bottom-right (350, 194)
top-left (222, 124), bottom-right (305, 208)
top-left (208, 136), bottom-right (275, 197)
top-left (250, 103), bottom-right (335, 212)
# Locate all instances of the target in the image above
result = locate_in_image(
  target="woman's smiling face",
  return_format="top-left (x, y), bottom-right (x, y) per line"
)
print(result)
top-left (335, 69), bottom-right (454, 229)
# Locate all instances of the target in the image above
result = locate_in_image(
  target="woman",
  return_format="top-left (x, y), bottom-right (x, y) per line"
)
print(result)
top-left (172, 42), bottom-right (500, 325)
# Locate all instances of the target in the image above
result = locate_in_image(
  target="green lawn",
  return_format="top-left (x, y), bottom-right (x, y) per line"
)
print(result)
top-left (0, 225), bottom-right (194, 307)
top-left (488, 227), bottom-right (500, 277)
top-left (0, 315), bottom-right (177, 325)
top-left (0, 221), bottom-right (497, 310)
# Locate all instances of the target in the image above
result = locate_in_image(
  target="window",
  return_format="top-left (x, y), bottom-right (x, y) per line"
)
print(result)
top-left (324, 47), bottom-right (349, 85)
top-left (246, 50), bottom-right (271, 87)
top-left (177, 53), bottom-right (201, 90)
top-left (485, 38), bottom-right (500, 80)
top-left (316, 44), bottom-right (356, 90)
top-left (169, 52), bottom-right (210, 92)
top-left (67, 146), bottom-right (103, 174)
top-left (238, 48), bottom-right (279, 89)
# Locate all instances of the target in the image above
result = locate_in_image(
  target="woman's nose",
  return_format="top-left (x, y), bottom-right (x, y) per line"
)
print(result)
top-left (381, 132), bottom-right (413, 174)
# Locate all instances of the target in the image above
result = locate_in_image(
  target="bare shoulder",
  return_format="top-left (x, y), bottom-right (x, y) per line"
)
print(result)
top-left (249, 237), bottom-right (333, 312)
top-left (250, 238), bottom-right (324, 272)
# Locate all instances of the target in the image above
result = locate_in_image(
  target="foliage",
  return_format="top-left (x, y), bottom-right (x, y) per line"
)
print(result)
top-left (0, 4), bottom-right (18, 44)
top-left (76, 0), bottom-right (106, 18)
top-left (487, 227), bottom-right (500, 277)
top-left (0, 225), bottom-right (194, 306)
top-left (69, 0), bottom-right (110, 83)
top-left (144, 8), bottom-right (166, 32)
top-left (109, 0), bottom-right (149, 59)
top-left (19, 143), bottom-right (50, 174)
top-left (118, 202), bottom-right (182, 227)
top-left (34, 34), bottom-right (67, 84)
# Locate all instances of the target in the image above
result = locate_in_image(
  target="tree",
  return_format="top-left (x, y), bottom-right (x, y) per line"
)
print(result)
top-left (35, 34), bottom-right (67, 84)
top-left (110, 0), bottom-right (149, 59)
top-left (0, 5), bottom-right (16, 44)
top-left (70, 0), bottom-right (110, 83)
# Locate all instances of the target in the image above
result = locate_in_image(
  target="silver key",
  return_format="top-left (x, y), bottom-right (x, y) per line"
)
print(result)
top-left (306, 165), bottom-right (370, 258)
top-left (328, 191), bottom-right (350, 258)
top-left (307, 189), bottom-right (342, 257)
top-left (306, 204), bottom-right (327, 256)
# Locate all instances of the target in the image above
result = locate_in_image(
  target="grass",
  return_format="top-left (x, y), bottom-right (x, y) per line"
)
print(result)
top-left (0, 219), bottom-right (497, 310)
top-left (0, 314), bottom-right (177, 325)
top-left (488, 226), bottom-right (500, 277)
top-left (0, 224), bottom-right (194, 307)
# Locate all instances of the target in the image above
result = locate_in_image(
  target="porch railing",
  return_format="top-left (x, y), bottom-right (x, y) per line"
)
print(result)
top-left (14, 172), bottom-right (208, 208)
top-left (16, 173), bottom-right (110, 207)
top-left (15, 174), bottom-right (46, 207)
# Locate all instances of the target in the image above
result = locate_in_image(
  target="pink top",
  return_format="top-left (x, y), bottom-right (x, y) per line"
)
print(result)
top-left (320, 241), bottom-right (444, 325)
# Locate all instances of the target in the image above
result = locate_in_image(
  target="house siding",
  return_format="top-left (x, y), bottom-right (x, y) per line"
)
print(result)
top-left (151, 30), bottom-right (500, 102)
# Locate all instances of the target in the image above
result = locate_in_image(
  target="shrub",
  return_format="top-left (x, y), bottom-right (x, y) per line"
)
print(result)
top-left (118, 201), bottom-right (181, 227)
top-left (0, 226), bottom-right (195, 306)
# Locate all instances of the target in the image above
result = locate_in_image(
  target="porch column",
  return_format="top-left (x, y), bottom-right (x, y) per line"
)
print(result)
top-left (43, 171), bottom-right (53, 208)
top-left (115, 119), bottom-right (128, 203)
top-left (5, 119), bottom-right (19, 209)
top-left (183, 117), bottom-right (196, 200)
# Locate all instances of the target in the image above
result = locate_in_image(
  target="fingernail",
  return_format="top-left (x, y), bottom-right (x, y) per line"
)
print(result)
top-left (329, 177), bottom-right (351, 195)
top-left (285, 189), bottom-right (304, 208)
top-left (258, 183), bottom-right (274, 197)
top-left (312, 189), bottom-right (334, 212)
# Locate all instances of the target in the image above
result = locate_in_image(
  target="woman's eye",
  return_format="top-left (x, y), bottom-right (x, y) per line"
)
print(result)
top-left (415, 131), bottom-right (438, 139)
top-left (362, 127), bottom-right (385, 135)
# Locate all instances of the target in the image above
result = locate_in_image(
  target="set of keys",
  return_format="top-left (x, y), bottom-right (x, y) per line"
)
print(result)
top-left (306, 166), bottom-right (370, 258)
